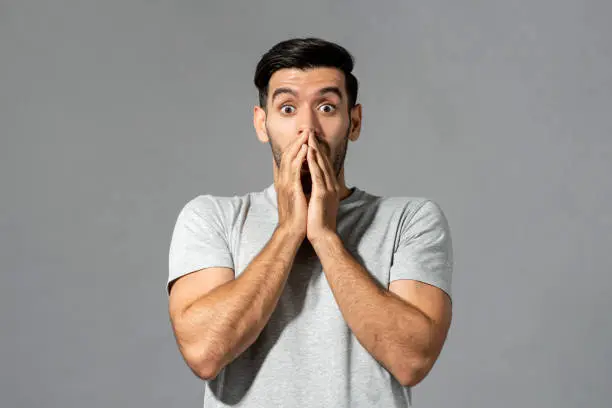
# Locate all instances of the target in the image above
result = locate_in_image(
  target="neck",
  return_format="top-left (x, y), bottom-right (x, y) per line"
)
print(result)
top-left (336, 167), bottom-right (352, 201)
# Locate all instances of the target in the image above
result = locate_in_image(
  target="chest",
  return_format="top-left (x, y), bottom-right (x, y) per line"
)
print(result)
top-left (231, 207), bottom-right (398, 292)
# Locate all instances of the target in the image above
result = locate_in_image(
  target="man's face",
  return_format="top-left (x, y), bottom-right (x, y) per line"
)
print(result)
top-left (262, 67), bottom-right (354, 195)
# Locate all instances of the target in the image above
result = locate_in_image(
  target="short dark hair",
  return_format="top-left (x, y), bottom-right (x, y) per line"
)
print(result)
top-left (254, 38), bottom-right (359, 110)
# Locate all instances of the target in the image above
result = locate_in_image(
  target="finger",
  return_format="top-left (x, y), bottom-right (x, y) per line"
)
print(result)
top-left (315, 147), bottom-right (335, 191)
top-left (291, 135), bottom-right (309, 166)
top-left (318, 146), bottom-right (340, 191)
top-left (280, 133), bottom-right (309, 182)
top-left (282, 132), bottom-right (309, 169)
top-left (292, 144), bottom-right (309, 185)
top-left (308, 133), bottom-right (334, 191)
top-left (307, 146), bottom-right (326, 193)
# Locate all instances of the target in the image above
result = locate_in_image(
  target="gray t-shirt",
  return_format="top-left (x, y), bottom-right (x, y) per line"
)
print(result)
top-left (168, 183), bottom-right (453, 407)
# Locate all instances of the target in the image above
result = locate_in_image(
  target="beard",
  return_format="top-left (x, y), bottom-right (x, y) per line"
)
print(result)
top-left (266, 122), bottom-right (350, 195)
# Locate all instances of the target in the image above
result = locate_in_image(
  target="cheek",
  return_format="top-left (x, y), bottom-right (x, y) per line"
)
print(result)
top-left (321, 114), bottom-right (348, 135)
top-left (268, 117), bottom-right (298, 145)
top-left (320, 118), bottom-right (349, 150)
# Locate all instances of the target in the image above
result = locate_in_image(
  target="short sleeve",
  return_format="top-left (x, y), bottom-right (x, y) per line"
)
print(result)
top-left (167, 196), bottom-right (234, 295)
top-left (389, 200), bottom-right (453, 299)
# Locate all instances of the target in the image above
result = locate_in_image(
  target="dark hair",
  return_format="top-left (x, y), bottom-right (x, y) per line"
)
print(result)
top-left (254, 38), bottom-right (359, 110)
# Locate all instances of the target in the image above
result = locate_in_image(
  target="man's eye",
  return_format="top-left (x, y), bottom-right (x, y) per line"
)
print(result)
top-left (280, 105), bottom-right (296, 114)
top-left (319, 104), bottom-right (336, 113)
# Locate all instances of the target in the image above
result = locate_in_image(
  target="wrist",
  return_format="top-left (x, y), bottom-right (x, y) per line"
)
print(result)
top-left (274, 225), bottom-right (306, 248)
top-left (309, 230), bottom-right (341, 253)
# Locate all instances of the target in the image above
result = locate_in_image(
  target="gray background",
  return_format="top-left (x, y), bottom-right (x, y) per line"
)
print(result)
top-left (2, 0), bottom-right (611, 407)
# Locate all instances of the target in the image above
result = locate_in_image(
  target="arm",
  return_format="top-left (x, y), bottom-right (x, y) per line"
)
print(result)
top-left (304, 133), bottom-right (453, 386)
top-left (168, 131), bottom-right (311, 380)
top-left (304, 130), bottom-right (453, 387)
top-left (169, 226), bottom-right (303, 380)
top-left (311, 233), bottom-right (452, 387)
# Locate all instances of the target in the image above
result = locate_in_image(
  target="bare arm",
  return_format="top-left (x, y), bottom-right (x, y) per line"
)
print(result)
top-left (169, 132), bottom-right (311, 380)
top-left (303, 133), bottom-right (452, 387)
top-left (169, 226), bottom-right (303, 380)
top-left (311, 233), bottom-right (451, 387)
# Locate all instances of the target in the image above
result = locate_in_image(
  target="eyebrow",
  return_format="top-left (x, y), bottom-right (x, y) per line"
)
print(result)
top-left (318, 86), bottom-right (343, 101)
top-left (270, 86), bottom-right (344, 103)
top-left (271, 87), bottom-right (297, 103)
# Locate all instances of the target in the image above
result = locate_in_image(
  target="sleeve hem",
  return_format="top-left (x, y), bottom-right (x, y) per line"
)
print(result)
top-left (167, 261), bottom-right (235, 296)
top-left (389, 276), bottom-right (452, 302)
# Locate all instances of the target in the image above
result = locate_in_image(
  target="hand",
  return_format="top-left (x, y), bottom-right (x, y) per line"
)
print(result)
top-left (275, 131), bottom-right (310, 240)
top-left (305, 131), bottom-right (340, 244)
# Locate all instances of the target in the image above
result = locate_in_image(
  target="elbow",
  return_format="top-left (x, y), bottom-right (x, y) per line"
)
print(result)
top-left (183, 345), bottom-right (224, 381)
top-left (171, 310), bottom-right (227, 380)
top-left (174, 321), bottom-right (226, 381)
top-left (192, 356), bottom-right (222, 381)
top-left (393, 355), bottom-right (433, 387)
top-left (396, 369), bottom-right (427, 388)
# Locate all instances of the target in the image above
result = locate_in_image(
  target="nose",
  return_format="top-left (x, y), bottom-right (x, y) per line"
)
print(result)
top-left (297, 127), bottom-right (315, 136)
top-left (296, 107), bottom-right (321, 137)
top-left (297, 126), bottom-right (327, 156)
top-left (297, 127), bottom-right (322, 139)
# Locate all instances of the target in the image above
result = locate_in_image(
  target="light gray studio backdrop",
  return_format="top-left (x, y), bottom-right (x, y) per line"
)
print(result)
top-left (2, 1), bottom-right (611, 407)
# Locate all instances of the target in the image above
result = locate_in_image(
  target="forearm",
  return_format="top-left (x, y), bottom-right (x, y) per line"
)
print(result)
top-left (311, 233), bottom-right (434, 385)
top-left (177, 227), bottom-right (303, 378)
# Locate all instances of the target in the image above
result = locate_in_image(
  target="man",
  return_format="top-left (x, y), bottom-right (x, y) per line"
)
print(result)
top-left (167, 38), bottom-right (453, 407)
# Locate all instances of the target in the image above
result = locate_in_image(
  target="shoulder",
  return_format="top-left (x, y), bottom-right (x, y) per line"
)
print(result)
top-left (364, 190), bottom-right (446, 221)
top-left (361, 191), bottom-right (451, 239)
top-left (178, 188), bottom-right (262, 220)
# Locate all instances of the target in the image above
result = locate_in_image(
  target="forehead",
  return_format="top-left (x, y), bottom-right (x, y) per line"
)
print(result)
top-left (268, 67), bottom-right (346, 96)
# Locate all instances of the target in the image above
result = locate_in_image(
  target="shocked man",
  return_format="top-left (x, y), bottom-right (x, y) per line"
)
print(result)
top-left (167, 37), bottom-right (453, 407)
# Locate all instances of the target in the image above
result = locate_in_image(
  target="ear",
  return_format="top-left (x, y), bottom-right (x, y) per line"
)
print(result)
top-left (253, 105), bottom-right (269, 143)
top-left (348, 103), bottom-right (362, 142)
